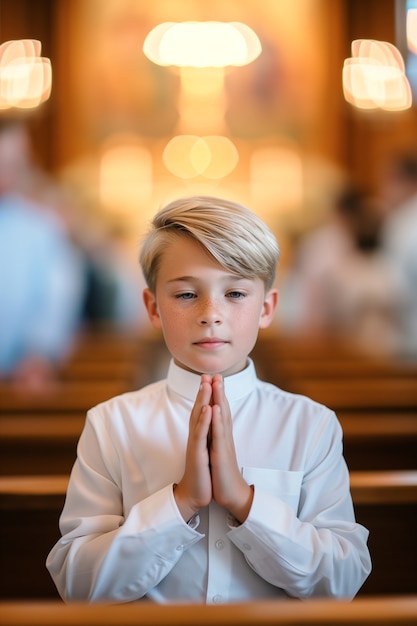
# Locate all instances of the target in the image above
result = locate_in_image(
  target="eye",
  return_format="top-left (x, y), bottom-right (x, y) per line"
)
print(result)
top-left (176, 292), bottom-right (196, 300)
top-left (227, 291), bottom-right (245, 299)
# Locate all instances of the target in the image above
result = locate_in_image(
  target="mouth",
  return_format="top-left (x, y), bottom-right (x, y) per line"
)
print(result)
top-left (193, 338), bottom-right (229, 350)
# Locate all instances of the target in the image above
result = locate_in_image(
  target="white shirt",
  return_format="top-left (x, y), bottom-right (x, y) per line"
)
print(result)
top-left (46, 359), bottom-right (371, 604)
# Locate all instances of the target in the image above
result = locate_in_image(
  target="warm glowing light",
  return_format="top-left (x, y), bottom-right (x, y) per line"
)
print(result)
top-left (180, 67), bottom-right (225, 97)
top-left (352, 39), bottom-right (405, 72)
top-left (99, 135), bottom-right (153, 212)
top-left (343, 39), bottom-right (412, 111)
top-left (250, 147), bottom-right (303, 212)
top-left (143, 21), bottom-right (261, 68)
top-left (0, 39), bottom-right (52, 109)
top-left (407, 9), bottom-right (417, 54)
top-left (200, 136), bottom-right (239, 179)
top-left (163, 135), bottom-right (238, 179)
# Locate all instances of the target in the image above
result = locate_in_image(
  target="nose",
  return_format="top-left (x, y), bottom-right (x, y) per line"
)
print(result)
top-left (198, 297), bottom-right (222, 326)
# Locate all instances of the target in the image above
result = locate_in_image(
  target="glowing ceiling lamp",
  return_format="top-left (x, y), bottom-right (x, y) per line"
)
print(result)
top-left (343, 39), bottom-right (412, 111)
top-left (143, 21), bottom-right (261, 68)
top-left (144, 21), bottom-right (260, 175)
top-left (0, 39), bottom-right (52, 110)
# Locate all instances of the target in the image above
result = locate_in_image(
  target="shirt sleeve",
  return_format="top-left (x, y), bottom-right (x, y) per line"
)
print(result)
top-left (46, 413), bottom-right (203, 603)
top-left (227, 410), bottom-right (372, 599)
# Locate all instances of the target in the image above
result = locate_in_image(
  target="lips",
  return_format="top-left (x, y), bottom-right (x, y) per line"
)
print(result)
top-left (194, 338), bottom-right (228, 349)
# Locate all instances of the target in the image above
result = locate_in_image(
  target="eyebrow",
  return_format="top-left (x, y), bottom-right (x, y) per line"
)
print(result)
top-left (167, 274), bottom-right (249, 284)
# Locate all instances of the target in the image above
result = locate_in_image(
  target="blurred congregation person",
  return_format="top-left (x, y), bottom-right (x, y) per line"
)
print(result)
top-left (277, 185), bottom-right (406, 356)
top-left (79, 221), bottom-right (151, 333)
top-left (56, 153), bottom-right (153, 334)
top-left (378, 150), bottom-right (417, 359)
top-left (0, 118), bottom-right (86, 388)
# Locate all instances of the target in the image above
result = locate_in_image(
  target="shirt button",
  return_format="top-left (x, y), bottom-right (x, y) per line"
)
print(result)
top-left (212, 594), bottom-right (223, 604)
top-left (215, 539), bottom-right (224, 550)
top-left (176, 544), bottom-right (185, 551)
top-left (243, 543), bottom-right (251, 550)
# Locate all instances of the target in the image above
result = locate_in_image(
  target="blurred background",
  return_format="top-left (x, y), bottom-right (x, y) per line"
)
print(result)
top-left (2, 0), bottom-right (417, 382)
top-left (2, 1), bottom-right (414, 219)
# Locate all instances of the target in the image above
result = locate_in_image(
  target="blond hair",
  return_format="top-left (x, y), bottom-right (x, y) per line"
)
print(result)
top-left (140, 196), bottom-right (280, 292)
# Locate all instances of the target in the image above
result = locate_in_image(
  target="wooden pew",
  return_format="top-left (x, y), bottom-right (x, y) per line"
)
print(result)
top-left (64, 326), bottom-right (145, 362)
top-left (282, 379), bottom-right (417, 470)
top-left (59, 359), bottom-right (139, 385)
top-left (64, 329), bottom-right (169, 387)
top-left (2, 408), bottom-right (416, 475)
top-left (255, 358), bottom-right (417, 395)
top-left (0, 415), bottom-right (84, 475)
top-left (251, 332), bottom-right (417, 391)
top-left (339, 413), bottom-right (417, 471)
top-left (253, 337), bottom-right (417, 470)
top-left (284, 378), bottom-right (417, 412)
top-left (1, 471), bottom-right (416, 600)
top-left (0, 475), bottom-right (66, 599)
top-left (348, 471), bottom-right (417, 596)
top-left (1, 596), bottom-right (417, 626)
top-left (0, 380), bottom-right (130, 414)
top-left (0, 380), bottom-right (131, 475)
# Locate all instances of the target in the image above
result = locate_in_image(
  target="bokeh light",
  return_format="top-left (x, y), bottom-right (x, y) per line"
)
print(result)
top-left (407, 8), bottom-right (417, 54)
top-left (343, 39), bottom-right (412, 111)
top-left (163, 135), bottom-right (239, 179)
top-left (0, 39), bottom-right (52, 109)
top-left (99, 135), bottom-right (153, 213)
top-left (143, 21), bottom-right (261, 68)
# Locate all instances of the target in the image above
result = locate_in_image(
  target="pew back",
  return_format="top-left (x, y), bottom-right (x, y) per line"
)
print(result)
top-left (1, 471), bottom-right (416, 600)
top-left (1, 596), bottom-right (417, 626)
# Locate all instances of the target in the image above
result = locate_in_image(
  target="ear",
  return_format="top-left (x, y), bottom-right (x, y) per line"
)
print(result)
top-left (143, 288), bottom-right (162, 329)
top-left (259, 288), bottom-right (279, 329)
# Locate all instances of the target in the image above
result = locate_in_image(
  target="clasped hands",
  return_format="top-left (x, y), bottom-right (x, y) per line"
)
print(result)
top-left (174, 374), bottom-right (253, 524)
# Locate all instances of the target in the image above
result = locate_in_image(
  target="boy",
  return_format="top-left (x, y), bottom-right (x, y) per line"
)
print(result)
top-left (46, 196), bottom-right (371, 603)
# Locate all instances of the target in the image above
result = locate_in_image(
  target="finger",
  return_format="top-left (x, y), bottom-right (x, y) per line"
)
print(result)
top-left (190, 379), bottom-right (212, 427)
top-left (201, 374), bottom-right (214, 405)
top-left (211, 374), bottom-right (224, 406)
top-left (211, 375), bottom-right (231, 425)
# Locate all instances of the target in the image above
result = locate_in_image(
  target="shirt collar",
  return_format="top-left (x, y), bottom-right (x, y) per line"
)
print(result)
top-left (166, 358), bottom-right (257, 402)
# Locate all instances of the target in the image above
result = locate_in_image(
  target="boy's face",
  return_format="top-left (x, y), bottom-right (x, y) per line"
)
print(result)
top-left (143, 235), bottom-right (278, 377)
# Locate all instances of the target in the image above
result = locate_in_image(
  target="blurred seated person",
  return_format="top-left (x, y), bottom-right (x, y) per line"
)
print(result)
top-left (277, 185), bottom-right (406, 355)
top-left (378, 150), bottom-right (417, 358)
top-left (80, 221), bottom-right (151, 333)
top-left (0, 118), bottom-right (86, 388)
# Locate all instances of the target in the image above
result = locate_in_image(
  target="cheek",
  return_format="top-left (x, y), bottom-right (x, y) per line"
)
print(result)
top-left (243, 303), bottom-right (264, 325)
top-left (232, 309), bottom-right (261, 338)
top-left (159, 305), bottom-right (188, 335)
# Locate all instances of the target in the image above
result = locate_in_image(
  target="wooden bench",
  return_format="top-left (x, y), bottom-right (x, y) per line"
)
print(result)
top-left (1, 596), bottom-right (417, 626)
top-left (254, 358), bottom-right (417, 393)
top-left (339, 412), bottom-right (417, 471)
top-left (284, 378), bottom-right (417, 412)
top-left (2, 410), bottom-right (416, 475)
top-left (251, 332), bottom-right (417, 391)
top-left (252, 331), bottom-right (361, 359)
top-left (0, 380), bottom-right (131, 414)
top-left (0, 415), bottom-right (84, 475)
top-left (348, 471), bottom-right (417, 596)
top-left (0, 380), bottom-right (132, 475)
top-left (0, 475), bottom-right (66, 599)
top-left (65, 329), bottom-right (169, 386)
top-left (65, 326), bottom-right (144, 359)
top-left (1, 471), bottom-right (415, 600)
top-left (58, 359), bottom-right (139, 384)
